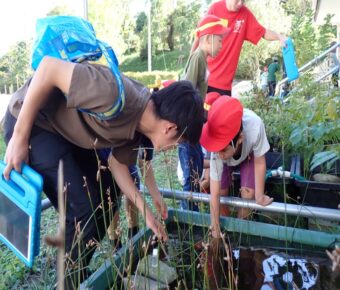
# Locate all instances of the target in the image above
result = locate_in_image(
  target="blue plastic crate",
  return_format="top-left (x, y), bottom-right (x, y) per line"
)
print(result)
top-left (0, 161), bottom-right (43, 267)
top-left (282, 38), bottom-right (299, 82)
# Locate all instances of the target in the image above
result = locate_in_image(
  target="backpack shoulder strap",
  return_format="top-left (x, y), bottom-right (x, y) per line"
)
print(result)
top-left (78, 41), bottom-right (125, 120)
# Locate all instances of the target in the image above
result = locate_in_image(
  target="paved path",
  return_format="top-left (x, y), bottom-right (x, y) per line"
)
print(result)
top-left (232, 80), bottom-right (254, 99)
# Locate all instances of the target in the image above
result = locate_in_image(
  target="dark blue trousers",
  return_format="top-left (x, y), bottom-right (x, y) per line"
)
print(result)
top-left (3, 110), bottom-right (120, 287)
top-left (178, 142), bottom-right (203, 211)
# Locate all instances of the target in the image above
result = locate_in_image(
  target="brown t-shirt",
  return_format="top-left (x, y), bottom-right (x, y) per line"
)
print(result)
top-left (8, 63), bottom-right (151, 165)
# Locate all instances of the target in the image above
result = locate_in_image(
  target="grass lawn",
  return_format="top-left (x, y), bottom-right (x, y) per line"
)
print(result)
top-left (120, 49), bottom-right (190, 74)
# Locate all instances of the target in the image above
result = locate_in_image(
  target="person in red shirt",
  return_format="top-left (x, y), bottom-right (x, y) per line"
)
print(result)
top-left (191, 0), bottom-right (287, 96)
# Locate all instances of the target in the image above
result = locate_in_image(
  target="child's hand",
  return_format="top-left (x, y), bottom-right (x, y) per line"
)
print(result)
top-left (211, 227), bottom-right (221, 239)
top-left (146, 210), bottom-right (168, 242)
top-left (255, 194), bottom-right (273, 206)
top-left (153, 194), bottom-right (168, 220)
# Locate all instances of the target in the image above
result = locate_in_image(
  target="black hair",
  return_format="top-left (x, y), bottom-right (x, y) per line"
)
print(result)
top-left (151, 80), bottom-right (204, 144)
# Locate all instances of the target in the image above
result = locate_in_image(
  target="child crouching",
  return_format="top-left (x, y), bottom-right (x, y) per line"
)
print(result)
top-left (200, 93), bottom-right (273, 238)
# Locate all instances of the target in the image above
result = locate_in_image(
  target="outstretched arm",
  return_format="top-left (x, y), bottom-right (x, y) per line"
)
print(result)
top-left (254, 155), bottom-right (273, 206)
top-left (263, 29), bottom-right (287, 47)
top-left (109, 154), bottom-right (168, 241)
top-left (210, 178), bottom-right (221, 238)
top-left (139, 159), bottom-right (168, 220)
top-left (4, 57), bottom-right (76, 179)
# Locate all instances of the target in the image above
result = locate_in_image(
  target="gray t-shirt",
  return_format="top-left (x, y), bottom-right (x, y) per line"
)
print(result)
top-left (210, 109), bottom-right (270, 181)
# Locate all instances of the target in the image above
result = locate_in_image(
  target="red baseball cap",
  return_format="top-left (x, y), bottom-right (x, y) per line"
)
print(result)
top-left (200, 96), bottom-right (243, 152)
top-left (196, 15), bottom-right (230, 38)
top-left (203, 91), bottom-right (221, 111)
top-left (162, 79), bottom-right (176, 88)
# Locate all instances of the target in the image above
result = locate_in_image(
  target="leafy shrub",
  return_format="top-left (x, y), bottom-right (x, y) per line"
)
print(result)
top-left (123, 71), bottom-right (178, 87)
top-left (242, 76), bottom-right (340, 176)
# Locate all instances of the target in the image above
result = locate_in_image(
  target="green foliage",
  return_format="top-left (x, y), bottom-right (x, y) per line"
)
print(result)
top-left (280, 0), bottom-right (310, 16)
top-left (0, 0), bottom-right (337, 91)
top-left (243, 76), bottom-right (340, 176)
top-left (316, 15), bottom-right (337, 53)
top-left (135, 12), bottom-right (147, 34)
top-left (0, 247), bottom-right (30, 289)
top-left (2, 2), bottom-right (339, 287)
top-left (136, 0), bottom-right (201, 60)
top-left (150, 0), bottom-right (171, 52)
top-left (88, 0), bottom-right (135, 57)
top-left (0, 41), bottom-right (32, 93)
top-left (241, 93), bottom-right (289, 151)
top-left (287, 83), bottom-right (340, 174)
top-left (240, 1), bottom-right (338, 175)
top-left (170, 0), bottom-right (201, 51)
top-left (0, 205), bottom-right (58, 289)
top-left (288, 2), bottom-right (336, 67)
top-left (121, 15), bottom-right (140, 55)
top-left (289, 6), bottom-right (317, 66)
top-left (120, 50), bottom-right (189, 73)
top-left (310, 151), bottom-right (340, 172)
top-left (236, 42), bottom-right (261, 80)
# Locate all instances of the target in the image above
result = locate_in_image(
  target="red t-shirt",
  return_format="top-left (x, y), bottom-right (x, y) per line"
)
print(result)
top-left (207, 1), bottom-right (266, 91)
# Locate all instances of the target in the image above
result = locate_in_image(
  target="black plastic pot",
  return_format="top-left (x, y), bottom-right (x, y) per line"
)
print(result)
top-left (293, 158), bottom-right (340, 209)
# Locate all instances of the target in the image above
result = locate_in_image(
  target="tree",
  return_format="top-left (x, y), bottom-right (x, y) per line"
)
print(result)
top-left (0, 41), bottom-right (32, 93)
top-left (135, 12), bottom-right (147, 34)
top-left (282, 0), bottom-right (336, 67)
top-left (88, 0), bottom-right (133, 57)
top-left (171, 0), bottom-right (201, 52)
top-left (167, 13), bottom-right (175, 51)
top-left (288, 4), bottom-right (318, 66)
top-left (137, 0), bottom-right (202, 59)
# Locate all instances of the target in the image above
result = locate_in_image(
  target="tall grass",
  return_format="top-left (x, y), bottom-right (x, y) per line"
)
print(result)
top-left (0, 134), bottom-right (336, 288)
top-left (0, 139), bottom-right (182, 288)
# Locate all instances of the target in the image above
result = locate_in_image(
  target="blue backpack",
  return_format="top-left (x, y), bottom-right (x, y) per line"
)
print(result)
top-left (31, 15), bottom-right (125, 120)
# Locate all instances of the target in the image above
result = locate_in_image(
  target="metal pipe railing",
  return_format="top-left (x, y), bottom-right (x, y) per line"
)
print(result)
top-left (314, 65), bottom-right (340, 83)
top-left (277, 41), bottom-right (340, 88)
top-left (42, 186), bottom-right (340, 221)
top-left (151, 187), bottom-right (340, 222)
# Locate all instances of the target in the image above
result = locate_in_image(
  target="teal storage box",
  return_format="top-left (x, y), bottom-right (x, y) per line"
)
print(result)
top-left (0, 161), bottom-right (43, 267)
top-left (282, 37), bottom-right (299, 82)
top-left (81, 209), bottom-right (340, 289)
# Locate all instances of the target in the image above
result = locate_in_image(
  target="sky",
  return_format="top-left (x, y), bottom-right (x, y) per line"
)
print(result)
top-left (0, 0), bottom-right (82, 56)
top-left (0, 0), bottom-right (145, 56)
